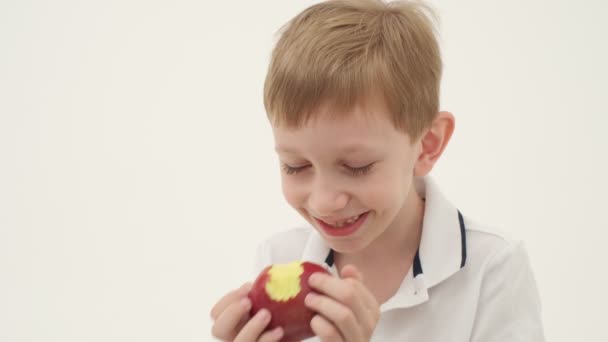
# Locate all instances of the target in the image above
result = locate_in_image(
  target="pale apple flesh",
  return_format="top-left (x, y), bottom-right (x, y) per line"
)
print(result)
top-left (248, 261), bottom-right (330, 341)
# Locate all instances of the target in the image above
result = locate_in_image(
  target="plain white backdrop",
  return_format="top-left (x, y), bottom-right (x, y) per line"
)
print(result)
top-left (1, 0), bottom-right (606, 341)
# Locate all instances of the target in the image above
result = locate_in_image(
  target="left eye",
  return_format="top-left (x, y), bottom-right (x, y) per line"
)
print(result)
top-left (347, 163), bottom-right (374, 176)
top-left (281, 163), bottom-right (374, 176)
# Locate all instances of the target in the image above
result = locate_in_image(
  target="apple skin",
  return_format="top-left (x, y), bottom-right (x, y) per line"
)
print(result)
top-left (248, 261), bottom-right (330, 341)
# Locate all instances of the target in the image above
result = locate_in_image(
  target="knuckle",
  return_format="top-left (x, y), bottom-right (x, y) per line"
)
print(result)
top-left (338, 286), bottom-right (356, 304)
top-left (336, 309), bottom-right (354, 324)
top-left (210, 302), bottom-right (228, 321)
top-left (319, 327), bottom-right (339, 340)
top-left (367, 315), bottom-right (381, 333)
top-left (362, 307), bottom-right (381, 336)
top-left (210, 307), bottom-right (219, 320)
top-left (211, 289), bottom-right (240, 320)
top-left (374, 307), bottom-right (381, 321)
top-left (312, 316), bottom-right (338, 340)
top-left (210, 323), bottom-right (226, 340)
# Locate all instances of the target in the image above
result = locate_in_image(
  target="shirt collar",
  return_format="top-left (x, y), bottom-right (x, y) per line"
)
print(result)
top-left (416, 176), bottom-right (467, 288)
top-left (300, 176), bottom-right (468, 309)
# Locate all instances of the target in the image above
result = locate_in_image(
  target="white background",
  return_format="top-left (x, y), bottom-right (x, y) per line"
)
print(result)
top-left (1, 0), bottom-right (607, 341)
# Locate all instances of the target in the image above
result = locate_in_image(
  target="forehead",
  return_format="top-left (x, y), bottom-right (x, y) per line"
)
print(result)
top-left (273, 100), bottom-right (404, 154)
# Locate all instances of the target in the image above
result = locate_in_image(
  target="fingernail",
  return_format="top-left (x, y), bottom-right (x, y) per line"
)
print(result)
top-left (308, 274), bottom-right (319, 285)
top-left (258, 309), bottom-right (270, 322)
top-left (305, 293), bottom-right (316, 305)
top-left (273, 327), bottom-right (284, 339)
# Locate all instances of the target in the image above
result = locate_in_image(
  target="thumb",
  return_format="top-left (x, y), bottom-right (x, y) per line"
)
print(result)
top-left (340, 264), bottom-right (364, 281)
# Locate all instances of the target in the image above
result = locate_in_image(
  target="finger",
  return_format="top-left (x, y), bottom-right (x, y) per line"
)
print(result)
top-left (308, 273), bottom-right (368, 322)
top-left (339, 265), bottom-right (376, 307)
top-left (210, 282), bottom-right (252, 320)
top-left (340, 264), bottom-right (363, 281)
top-left (339, 265), bottom-right (380, 335)
top-left (234, 309), bottom-right (272, 342)
top-left (257, 327), bottom-right (284, 342)
top-left (310, 314), bottom-right (344, 342)
top-left (311, 269), bottom-right (380, 336)
top-left (211, 297), bottom-right (252, 341)
top-left (305, 293), bottom-right (363, 341)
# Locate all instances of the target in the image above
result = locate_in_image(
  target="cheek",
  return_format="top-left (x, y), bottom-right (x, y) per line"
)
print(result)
top-left (362, 171), bottom-right (409, 210)
top-left (281, 177), bottom-right (306, 208)
top-left (354, 178), bottom-right (392, 209)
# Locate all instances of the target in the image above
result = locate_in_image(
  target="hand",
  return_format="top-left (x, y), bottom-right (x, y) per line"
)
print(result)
top-left (210, 282), bottom-right (284, 342)
top-left (304, 265), bottom-right (381, 342)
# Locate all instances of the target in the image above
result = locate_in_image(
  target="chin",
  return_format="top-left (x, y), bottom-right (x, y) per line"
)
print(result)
top-left (327, 231), bottom-right (379, 254)
top-left (330, 235), bottom-right (374, 252)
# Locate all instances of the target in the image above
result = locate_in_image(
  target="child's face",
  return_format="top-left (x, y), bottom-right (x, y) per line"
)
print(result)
top-left (272, 100), bottom-right (423, 254)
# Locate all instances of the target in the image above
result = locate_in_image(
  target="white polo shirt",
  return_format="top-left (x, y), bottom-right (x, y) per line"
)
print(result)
top-left (254, 177), bottom-right (545, 341)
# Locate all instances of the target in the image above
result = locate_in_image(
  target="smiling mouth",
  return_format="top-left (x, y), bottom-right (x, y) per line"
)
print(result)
top-left (318, 213), bottom-right (364, 228)
top-left (313, 211), bottom-right (370, 237)
top-left (315, 211), bottom-right (369, 238)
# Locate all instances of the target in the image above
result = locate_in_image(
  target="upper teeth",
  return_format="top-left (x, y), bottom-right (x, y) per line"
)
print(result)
top-left (325, 214), bottom-right (361, 228)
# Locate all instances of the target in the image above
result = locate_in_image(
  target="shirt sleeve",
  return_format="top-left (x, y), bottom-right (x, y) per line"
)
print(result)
top-left (470, 241), bottom-right (546, 341)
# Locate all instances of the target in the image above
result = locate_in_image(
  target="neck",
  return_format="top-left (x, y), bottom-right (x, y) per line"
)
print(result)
top-left (336, 181), bottom-right (425, 269)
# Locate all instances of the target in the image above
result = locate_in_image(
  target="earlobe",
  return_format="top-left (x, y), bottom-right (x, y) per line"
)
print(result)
top-left (414, 111), bottom-right (455, 177)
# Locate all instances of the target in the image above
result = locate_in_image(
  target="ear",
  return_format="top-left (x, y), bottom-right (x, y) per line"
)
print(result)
top-left (414, 111), bottom-right (455, 177)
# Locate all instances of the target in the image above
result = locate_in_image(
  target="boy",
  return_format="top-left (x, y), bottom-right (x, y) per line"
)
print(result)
top-left (211, 0), bottom-right (545, 340)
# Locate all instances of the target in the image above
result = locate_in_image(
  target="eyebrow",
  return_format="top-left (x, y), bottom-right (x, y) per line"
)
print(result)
top-left (275, 144), bottom-right (377, 154)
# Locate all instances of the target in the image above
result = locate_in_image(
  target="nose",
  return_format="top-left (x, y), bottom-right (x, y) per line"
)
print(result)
top-left (307, 175), bottom-right (348, 217)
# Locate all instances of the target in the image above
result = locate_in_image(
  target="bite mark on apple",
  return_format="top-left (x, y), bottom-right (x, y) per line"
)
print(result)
top-left (265, 261), bottom-right (303, 302)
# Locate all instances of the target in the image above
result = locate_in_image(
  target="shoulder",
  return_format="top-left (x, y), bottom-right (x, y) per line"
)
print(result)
top-left (459, 219), bottom-right (545, 340)
top-left (462, 215), bottom-right (529, 268)
top-left (464, 216), bottom-right (522, 259)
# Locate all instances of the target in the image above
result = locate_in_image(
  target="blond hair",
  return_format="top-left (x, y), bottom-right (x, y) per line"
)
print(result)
top-left (263, 0), bottom-right (442, 140)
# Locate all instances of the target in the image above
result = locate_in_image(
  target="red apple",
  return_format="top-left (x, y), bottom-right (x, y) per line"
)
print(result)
top-left (248, 261), bottom-right (331, 341)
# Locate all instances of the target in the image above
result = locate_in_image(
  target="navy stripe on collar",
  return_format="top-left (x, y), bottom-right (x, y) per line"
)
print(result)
top-left (324, 210), bottom-right (467, 273)
top-left (324, 248), bottom-right (335, 267)
top-left (458, 210), bottom-right (467, 268)
top-left (413, 249), bottom-right (423, 276)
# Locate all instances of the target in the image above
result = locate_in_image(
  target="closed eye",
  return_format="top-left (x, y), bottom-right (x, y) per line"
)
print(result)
top-left (281, 163), bottom-right (374, 176)
top-left (347, 163), bottom-right (374, 176)
top-left (281, 163), bottom-right (309, 175)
